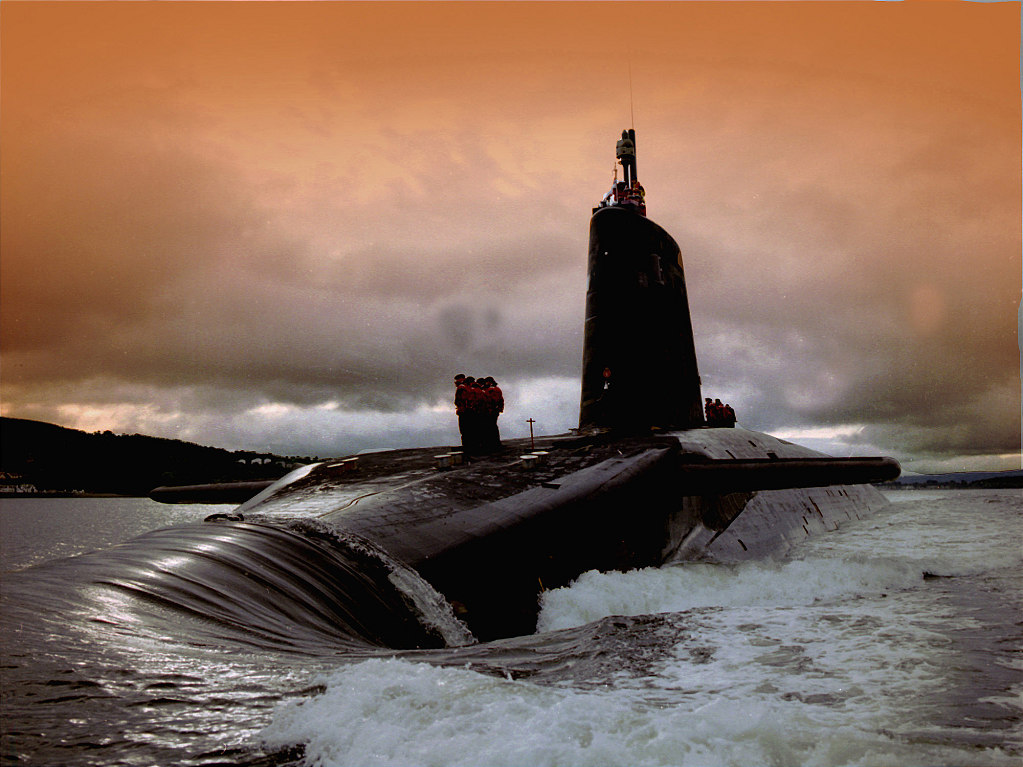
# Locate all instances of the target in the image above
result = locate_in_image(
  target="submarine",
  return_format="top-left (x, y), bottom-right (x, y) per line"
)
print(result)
top-left (153, 129), bottom-right (900, 644)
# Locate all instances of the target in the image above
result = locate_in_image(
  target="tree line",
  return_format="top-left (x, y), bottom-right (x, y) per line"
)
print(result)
top-left (0, 417), bottom-right (316, 496)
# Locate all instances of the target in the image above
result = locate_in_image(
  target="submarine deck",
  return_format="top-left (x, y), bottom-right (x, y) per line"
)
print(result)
top-left (239, 432), bottom-right (674, 557)
top-left (236, 427), bottom-right (896, 566)
top-left (216, 426), bottom-right (898, 640)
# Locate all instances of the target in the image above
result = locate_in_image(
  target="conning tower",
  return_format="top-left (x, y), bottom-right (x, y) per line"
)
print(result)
top-left (579, 130), bottom-right (704, 432)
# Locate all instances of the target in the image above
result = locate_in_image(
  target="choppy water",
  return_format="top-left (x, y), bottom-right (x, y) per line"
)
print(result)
top-left (2, 490), bottom-right (1020, 766)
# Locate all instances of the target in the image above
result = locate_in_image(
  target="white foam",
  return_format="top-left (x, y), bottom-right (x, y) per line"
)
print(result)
top-left (261, 657), bottom-right (1017, 767)
top-left (537, 556), bottom-right (921, 633)
top-left (815, 489), bottom-right (1022, 576)
top-left (538, 491), bottom-right (1023, 633)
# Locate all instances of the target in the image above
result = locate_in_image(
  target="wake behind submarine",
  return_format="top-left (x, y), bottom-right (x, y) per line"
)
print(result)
top-left (153, 130), bottom-right (900, 644)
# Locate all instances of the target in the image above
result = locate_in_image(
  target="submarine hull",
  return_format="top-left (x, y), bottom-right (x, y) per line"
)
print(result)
top-left (226, 426), bottom-right (897, 641)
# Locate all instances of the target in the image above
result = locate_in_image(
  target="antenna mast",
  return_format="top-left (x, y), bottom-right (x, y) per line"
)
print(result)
top-left (628, 58), bottom-right (635, 129)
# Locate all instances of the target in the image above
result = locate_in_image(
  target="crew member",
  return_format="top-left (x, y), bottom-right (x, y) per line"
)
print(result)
top-left (706, 397), bottom-right (736, 427)
top-left (454, 374), bottom-right (471, 450)
top-left (616, 130), bottom-right (636, 186)
top-left (477, 377), bottom-right (492, 452)
top-left (723, 403), bottom-right (736, 428)
top-left (484, 377), bottom-right (504, 450)
top-left (463, 377), bottom-right (487, 454)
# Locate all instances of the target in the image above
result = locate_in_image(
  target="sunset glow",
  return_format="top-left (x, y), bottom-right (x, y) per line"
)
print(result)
top-left (2, 1), bottom-right (1019, 473)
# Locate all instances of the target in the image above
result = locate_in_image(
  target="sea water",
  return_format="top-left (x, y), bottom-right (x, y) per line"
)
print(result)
top-left (2, 490), bottom-right (1020, 766)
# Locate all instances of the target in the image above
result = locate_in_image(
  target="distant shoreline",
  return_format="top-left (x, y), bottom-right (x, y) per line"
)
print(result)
top-left (0, 492), bottom-right (141, 499)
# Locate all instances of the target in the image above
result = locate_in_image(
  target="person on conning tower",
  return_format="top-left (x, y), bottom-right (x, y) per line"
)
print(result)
top-left (616, 129), bottom-right (637, 187)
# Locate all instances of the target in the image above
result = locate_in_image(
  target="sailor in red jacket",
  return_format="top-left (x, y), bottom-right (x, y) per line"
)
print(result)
top-left (483, 377), bottom-right (504, 450)
top-left (712, 398), bottom-right (725, 426)
top-left (454, 374), bottom-right (472, 450)
top-left (464, 377), bottom-right (489, 454)
top-left (723, 403), bottom-right (736, 428)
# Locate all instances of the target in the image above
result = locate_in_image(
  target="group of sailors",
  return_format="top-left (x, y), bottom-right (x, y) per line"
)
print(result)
top-left (454, 374), bottom-right (504, 454)
top-left (599, 180), bottom-right (646, 214)
top-left (705, 397), bottom-right (736, 428)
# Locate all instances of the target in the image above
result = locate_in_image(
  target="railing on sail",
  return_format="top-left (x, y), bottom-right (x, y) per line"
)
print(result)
top-left (597, 179), bottom-right (646, 215)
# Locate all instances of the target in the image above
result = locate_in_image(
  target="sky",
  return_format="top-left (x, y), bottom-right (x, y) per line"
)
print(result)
top-left (2, 1), bottom-right (1020, 474)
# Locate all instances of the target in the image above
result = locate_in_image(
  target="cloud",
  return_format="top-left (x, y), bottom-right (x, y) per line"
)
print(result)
top-left (1, 2), bottom-right (1018, 472)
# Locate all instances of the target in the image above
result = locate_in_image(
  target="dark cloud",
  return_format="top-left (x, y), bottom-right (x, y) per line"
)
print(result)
top-left (661, 77), bottom-right (1021, 472)
top-left (1, 2), bottom-right (1017, 472)
top-left (1, 130), bottom-right (586, 419)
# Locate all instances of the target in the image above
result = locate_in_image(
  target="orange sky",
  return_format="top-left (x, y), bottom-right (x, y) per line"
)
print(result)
top-left (2, 2), bottom-right (1020, 472)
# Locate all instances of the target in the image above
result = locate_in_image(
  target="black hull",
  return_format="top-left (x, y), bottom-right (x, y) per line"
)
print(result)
top-left (220, 429), bottom-right (898, 641)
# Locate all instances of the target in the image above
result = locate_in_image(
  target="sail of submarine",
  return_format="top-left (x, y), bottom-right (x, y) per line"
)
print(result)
top-left (580, 128), bottom-right (704, 432)
top-left (153, 130), bottom-right (900, 642)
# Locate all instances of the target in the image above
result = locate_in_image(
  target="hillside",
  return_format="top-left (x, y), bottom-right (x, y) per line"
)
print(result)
top-left (0, 418), bottom-right (313, 496)
top-left (886, 469), bottom-right (1023, 489)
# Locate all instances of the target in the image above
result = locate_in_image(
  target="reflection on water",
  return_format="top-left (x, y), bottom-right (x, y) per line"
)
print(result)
top-left (1, 497), bottom-right (227, 570)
